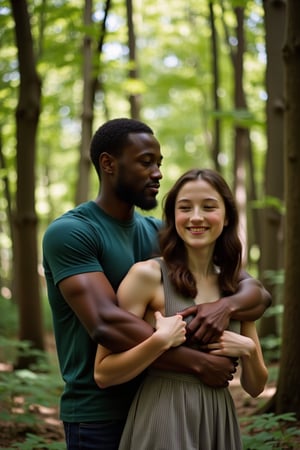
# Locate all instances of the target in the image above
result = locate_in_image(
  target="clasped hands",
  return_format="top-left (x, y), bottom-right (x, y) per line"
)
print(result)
top-left (179, 301), bottom-right (248, 360)
top-left (180, 300), bottom-right (231, 345)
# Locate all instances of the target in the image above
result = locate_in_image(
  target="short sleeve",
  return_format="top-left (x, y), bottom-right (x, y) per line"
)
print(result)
top-left (42, 216), bottom-right (103, 285)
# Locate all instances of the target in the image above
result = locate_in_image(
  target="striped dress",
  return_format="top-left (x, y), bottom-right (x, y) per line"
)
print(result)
top-left (118, 259), bottom-right (243, 450)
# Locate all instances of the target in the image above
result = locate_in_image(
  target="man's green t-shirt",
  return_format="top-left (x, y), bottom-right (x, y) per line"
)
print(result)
top-left (42, 201), bottom-right (161, 422)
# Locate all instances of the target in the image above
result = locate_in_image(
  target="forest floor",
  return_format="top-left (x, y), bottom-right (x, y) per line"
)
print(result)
top-left (0, 338), bottom-right (299, 449)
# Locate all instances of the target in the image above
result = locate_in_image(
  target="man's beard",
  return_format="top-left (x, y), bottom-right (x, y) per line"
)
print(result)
top-left (115, 181), bottom-right (158, 211)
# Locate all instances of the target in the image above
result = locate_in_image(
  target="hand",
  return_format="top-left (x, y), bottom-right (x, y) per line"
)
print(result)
top-left (196, 352), bottom-right (238, 388)
top-left (180, 300), bottom-right (231, 345)
top-left (154, 311), bottom-right (186, 348)
top-left (203, 330), bottom-right (255, 358)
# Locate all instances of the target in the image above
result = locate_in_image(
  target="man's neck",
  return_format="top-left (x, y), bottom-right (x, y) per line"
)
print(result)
top-left (94, 195), bottom-right (135, 221)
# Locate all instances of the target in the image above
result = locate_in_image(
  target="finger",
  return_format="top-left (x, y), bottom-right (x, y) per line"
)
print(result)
top-left (206, 343), bottom-right (221, 350)
top-left (208, 350), bottom-right (223, 356)
top-left (154, 311), bottom-right (162, 319)
top-left (178, 305), bottom-right (198, 318)
top-left (185, 316), bottom-right (203, 337)
top-left (192, 327), bottom-right (220, 345)
top-left (197, 344), bottom-right (209, 350)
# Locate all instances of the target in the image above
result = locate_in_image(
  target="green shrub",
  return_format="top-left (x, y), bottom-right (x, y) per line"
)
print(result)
top-left (241, 412), bottom-right (300, 449)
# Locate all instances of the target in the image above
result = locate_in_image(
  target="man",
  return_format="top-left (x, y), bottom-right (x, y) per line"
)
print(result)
top-left (43, 118), bottom-right (270, 449)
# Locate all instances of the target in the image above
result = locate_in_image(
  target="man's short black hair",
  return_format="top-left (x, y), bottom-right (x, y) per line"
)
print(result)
top-left (90, 118), bottom-right (154, 177)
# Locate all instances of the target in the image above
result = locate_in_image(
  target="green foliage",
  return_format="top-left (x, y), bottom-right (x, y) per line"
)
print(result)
top-left (0, 336), bottom-right (34, 365)
top-left (0, 337), bottom-right (64, 448)
top-left (0, 294), bottom-right (54, 344)
top-left (0, 341), bottom-right (62, 420)
top-left (262, 363), bottom-right (278, 384)
top-left (241, 412), bottom-right (300, 449)
top-left (251, 196), bottom-right (285, 215)
top-left (0, 0), bottom-right (268, 263)
top-left (0, 297), bottom-right (18, 339)
top-left (260, 334), bottom-right (281, 362)
top-left (3, 434), bottom-right (66, 450)
top-left (258, 269), bottom-right (285, 362)
top-left (263, 269), bottom-right (285, 287)
top-left (210, 108), bottom-right (263, 128)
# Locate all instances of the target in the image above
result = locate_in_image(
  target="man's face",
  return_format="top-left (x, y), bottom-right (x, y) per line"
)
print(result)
top-left (114, 133), bottom-right (163, 210)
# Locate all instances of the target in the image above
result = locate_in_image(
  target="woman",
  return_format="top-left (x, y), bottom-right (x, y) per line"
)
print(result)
top-left (94, 168), bottom-right (268, 450)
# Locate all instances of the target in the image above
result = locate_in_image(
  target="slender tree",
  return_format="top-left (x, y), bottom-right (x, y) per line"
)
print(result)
top-left (75, 0), bottom-right (94, 205)
top-left (126, 0), bottom-right (141, 119)
top-left (232, 7), bottom-right (248, 262)
top-left (276, 0), bottom-right (300, 418)
top-left (208, 1), bottom-right (221, 172)
top-left (260, 0), bottom-right (285, 338)
top-left (221, 4), bottom-right (261, 264)
top-left (221, 5), bottom-right (249, 262)
top-left (0, 129), bottom-right (14, 290)
top-left (75, 0), bottom-right (111, 204)
top-left (10, 0), bottom-right (45, 365)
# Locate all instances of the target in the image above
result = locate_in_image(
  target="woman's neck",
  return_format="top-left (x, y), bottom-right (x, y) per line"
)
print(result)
top-left (187, 247), bottom-right (215, 278)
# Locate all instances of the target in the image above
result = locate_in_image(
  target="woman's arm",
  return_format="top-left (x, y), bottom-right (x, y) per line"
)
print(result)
top-left (239, 322), bottom-right (268, 397)
top-left (93, 260), bottom-right (237, 389)
top-left (205, 323), bottom-right (268, 397)
top-left (94, 260), bottom-right (186, 388)
top-left (94, 311), bottom-right (186, 388)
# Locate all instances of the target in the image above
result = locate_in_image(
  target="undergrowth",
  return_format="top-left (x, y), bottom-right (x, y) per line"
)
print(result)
top-left (241, 412), bottom-right (300, 449)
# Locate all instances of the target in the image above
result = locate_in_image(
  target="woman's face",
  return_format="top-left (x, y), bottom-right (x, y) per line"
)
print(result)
top-left (174, 178), bottom-right (227, 251)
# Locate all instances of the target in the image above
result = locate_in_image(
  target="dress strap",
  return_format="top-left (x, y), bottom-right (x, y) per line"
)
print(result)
top-left (154, 258), bottom-right (174, 316)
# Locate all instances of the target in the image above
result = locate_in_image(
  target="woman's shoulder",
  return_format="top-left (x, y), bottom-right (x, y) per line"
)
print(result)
top-left (129, 258), bottom-right (162, 283)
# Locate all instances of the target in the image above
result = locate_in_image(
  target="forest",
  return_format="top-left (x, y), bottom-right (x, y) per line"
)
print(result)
top-left (0, 0), bottom-right (300, 448)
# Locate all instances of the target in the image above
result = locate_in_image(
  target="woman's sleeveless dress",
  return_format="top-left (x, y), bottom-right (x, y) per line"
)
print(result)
top-left (118, 259), bottom-right (243, 450)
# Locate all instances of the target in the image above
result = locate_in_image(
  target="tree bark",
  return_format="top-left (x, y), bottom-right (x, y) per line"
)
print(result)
top-left (231, 7), bottom-right (248, 264)
top-left (126, 0), bottom-right (141, 119)
top-left (259, 0), bottom-right (285, 338)
top-left (0, 130), bottom-right (14, 291)
top-left (75, 0), bottom-right (111, 204)
top-left (75, 0), bottom-right (94, 205)
top-left (276, 0), bottom-right (300, 418)
top-left (208, 1), bottom-right (221, 172)
top-left (221, 5), bottom-right (261, 265)
top-left (10, 0), bottom-right (45, 366)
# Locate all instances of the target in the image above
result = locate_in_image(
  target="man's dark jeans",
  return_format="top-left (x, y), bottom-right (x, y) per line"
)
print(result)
top-left (63, 420), bottom-right (126, 450)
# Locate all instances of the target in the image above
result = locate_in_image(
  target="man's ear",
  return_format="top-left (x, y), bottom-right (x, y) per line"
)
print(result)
top-left (100, 152), bottom-right (116, 174)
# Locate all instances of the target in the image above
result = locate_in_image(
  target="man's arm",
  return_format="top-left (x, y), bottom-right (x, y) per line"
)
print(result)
top-left (59, 271), bottom-right (155, 351)
top-left (223, 274), bottom-right (271, 320)
top-left (180, 273), bottom-right (272, 344)
top-left (94, 311), bottom-right (186, 388)
top-left (153, 344), bottom-right (237, 387)
top-left (59, 271), bottom-right (236, 387)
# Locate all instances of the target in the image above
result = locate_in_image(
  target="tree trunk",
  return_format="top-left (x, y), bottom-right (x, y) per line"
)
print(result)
top-left (259, 0), bottom-right (285, 339)
top-left (221, 6), bottom-right (261, 264)
top-left (0, 130), bottom-right (14, 292)
top-left (75, 0), bottom-right (94, 205)
top-left (10, 0), bottom-right (45, 366)
top-left (208, 1), bottom-right (221, 172)
top-left (126, 0), bottom-right (141, 119)
top-left (232, 7), bottom-right (248, 264)
top-left (276, 0), bottom-right (300, 418)
top-left (75, 0), bottom-right (111, 204)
